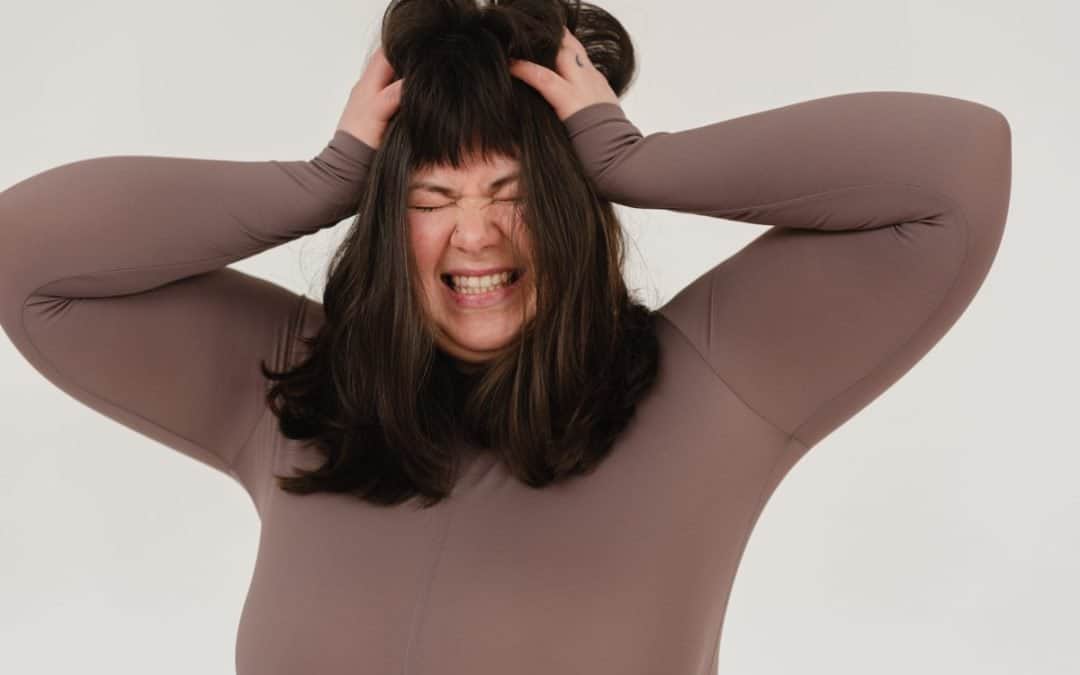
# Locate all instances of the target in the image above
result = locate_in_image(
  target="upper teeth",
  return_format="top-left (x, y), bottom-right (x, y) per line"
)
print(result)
top-left (450, 271), bottom-right (514, 288)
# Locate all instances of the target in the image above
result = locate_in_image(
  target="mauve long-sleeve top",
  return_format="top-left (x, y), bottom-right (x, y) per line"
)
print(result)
top-left (0, 91), bottom-right (1011, 674)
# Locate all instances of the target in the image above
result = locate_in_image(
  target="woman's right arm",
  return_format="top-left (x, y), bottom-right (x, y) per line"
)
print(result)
top-left (0, 129), bottom-right (373, 509)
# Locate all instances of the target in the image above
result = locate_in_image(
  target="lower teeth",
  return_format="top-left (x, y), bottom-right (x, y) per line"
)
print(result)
top-left (455, 282), bottom-right (509, 295)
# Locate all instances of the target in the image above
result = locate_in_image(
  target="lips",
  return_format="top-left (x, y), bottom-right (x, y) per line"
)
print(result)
top-left (441, 268), bottom-right (526, 308)
top-left (442, 266), bottom-right (521, 277)
top-left (440, 268), bottom-right (522, 289)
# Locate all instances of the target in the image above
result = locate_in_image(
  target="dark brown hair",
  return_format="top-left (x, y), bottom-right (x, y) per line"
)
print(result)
top-left (261, 0), bottom-right (659, 508)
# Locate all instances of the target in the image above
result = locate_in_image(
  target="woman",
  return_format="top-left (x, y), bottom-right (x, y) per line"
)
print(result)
top-left (0, 0), bottom-right (1010, 672)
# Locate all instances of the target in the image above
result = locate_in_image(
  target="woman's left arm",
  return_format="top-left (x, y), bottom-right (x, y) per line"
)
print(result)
top-left (562, 91), bottom-right (1011, 454)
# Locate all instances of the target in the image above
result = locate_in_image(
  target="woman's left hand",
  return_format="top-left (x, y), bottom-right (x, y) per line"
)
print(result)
top-left (508, 26), bottom-right (620, 121)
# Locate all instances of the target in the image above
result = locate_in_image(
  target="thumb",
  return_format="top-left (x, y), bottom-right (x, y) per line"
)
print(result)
top-left (374, 78), bottom-right (405, 120)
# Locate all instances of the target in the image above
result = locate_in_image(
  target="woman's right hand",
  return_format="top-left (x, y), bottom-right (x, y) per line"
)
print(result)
top-left (335, 45), bottom-right (404, 151)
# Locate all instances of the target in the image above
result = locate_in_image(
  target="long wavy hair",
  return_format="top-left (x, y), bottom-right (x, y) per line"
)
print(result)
top-left (261, 0), bottom-right (660, 508)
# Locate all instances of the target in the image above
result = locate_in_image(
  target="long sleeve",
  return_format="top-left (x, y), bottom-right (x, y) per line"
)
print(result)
top-left (0, 129), bottom-right (375, 508)
top-left (562, 92), bottom-right (1011, 453)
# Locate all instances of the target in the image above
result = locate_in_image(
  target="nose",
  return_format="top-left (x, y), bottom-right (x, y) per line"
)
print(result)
top-left (450, 196), bottom-right (508, 248)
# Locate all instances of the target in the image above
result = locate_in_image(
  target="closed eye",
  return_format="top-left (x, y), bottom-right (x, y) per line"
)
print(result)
top-left (407, 198), bottom-right (524, 213)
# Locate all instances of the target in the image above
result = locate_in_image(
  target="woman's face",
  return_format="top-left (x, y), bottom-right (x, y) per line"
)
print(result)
top-left (407, 151), bottom-right (537, 364)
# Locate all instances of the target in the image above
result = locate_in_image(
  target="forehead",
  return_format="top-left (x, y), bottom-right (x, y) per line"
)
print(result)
top-left (409, 152), bottom-right (521, 194)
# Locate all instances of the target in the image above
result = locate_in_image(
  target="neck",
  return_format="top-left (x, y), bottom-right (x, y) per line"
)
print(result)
top-left (455, 360), bottom-right (484, 374)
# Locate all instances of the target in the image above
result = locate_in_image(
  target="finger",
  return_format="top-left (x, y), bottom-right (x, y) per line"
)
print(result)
top-left (372, 47), bottom-right (397, 85)
top-left (509, 58), bottom-right (570, 101)
top-left (368, 77), bottom-right (404, 122)
top-left (376, 75), bottom-right (401, 97)
top-left (555, 47), bottom-right (590, 82)
top-left (554, 27), bottom-right (593, 81)
top-left (360, 45), bottom-right (396, 90)
top-left (384, 77), bottom-right (404, 107)
top-left (561, 25), bottom-right (588, 54)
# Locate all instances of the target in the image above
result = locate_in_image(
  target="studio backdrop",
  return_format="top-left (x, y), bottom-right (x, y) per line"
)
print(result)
top-left (0, 1), bottom-right (1073, 674)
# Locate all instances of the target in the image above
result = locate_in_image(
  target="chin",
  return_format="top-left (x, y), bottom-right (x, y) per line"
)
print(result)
top-left (437, 327), bottom-right (522, 362)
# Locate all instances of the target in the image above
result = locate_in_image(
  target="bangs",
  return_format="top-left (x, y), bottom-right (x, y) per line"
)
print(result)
top-left (394, 18), bottom-right (525, 171)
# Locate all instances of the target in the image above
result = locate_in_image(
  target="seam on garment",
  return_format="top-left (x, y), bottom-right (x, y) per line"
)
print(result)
top-left (401, 500), bottom-right (457, 675)
top-left (691, 181), bottom-right (946, 221)
top-left (691, 185), bottom-right (968, 666)
top-left (20, 252), bottom-right (277, 490)
top-left (564, 102), bottom-right (625, 139)
top-left (230, 293), bottom-right (308, 515)
top-left (232, 291), bottom-right (308, 460)
top-left (654, 180), bottom-right (962, 448)
top-left (27, 250), bottom-right (261, 297)
top-left (704, 435), bottom-right (798, 674)
top-left (240, 397), bottom-right (274, 515)
top-left (787, 186), bottom-right (971, 447)
top-left (17, 293), bottom-right (237, 480)
top-left (654, 311), bottom-right (793, 440)
top-left (232, 397), bottom-right (272, 484)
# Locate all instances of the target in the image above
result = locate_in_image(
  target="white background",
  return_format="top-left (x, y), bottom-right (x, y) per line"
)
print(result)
top-left (0, 0), bottom-right (1075, 673)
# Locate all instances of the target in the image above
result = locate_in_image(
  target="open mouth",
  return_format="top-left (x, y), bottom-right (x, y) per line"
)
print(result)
top-left (440, 268), bottom-right (523, 293)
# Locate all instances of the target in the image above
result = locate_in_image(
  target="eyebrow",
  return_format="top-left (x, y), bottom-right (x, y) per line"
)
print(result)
top-left (408, 171), bottom-right (521, 196)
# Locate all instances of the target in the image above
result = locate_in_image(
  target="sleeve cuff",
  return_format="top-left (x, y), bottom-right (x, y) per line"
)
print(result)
top-left (329, 128), bottom-right (377, 169)
top-left (562, 102), bottom-right (630, 138)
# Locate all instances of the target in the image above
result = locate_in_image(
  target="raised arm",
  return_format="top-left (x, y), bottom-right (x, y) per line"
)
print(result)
top-left (562, 91), bottom-right (1011, 454)
top-left (0, 129), bottom-right (374, 510)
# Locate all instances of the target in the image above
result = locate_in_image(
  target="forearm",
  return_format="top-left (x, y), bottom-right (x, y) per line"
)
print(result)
top-left (562, 92), bottom-right (1010, 234)
top-left (0, 129), bottom-right (374, 304)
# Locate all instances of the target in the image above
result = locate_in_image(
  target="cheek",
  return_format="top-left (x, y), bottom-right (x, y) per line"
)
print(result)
top-left (409, 224), bottom-right (444, 280)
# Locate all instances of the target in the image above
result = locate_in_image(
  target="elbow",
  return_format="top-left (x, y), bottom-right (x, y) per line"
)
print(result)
top-left (0, 192), bottom-right (20, 307)
top-left (973, 102), bottom-right (1012, 236)
top-left (0, 183), bottom-right (46, 320)
top-left (987, 105), bottom-right (1012, 215)
top-left (973, 101), bottom-right (1012, 193)
top-left (0, 187), bottom-right (22, 283)
top-left (943, 100), bottom-right (1012, 246)
top-left (991, 108), bottom-right (1012, 238)
top-left (942, 102), bottom-right (1012, 298)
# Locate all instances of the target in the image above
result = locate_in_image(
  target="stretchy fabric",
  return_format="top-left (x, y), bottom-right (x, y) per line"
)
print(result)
top-left (0, 91), bottom-right (1011, 674)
